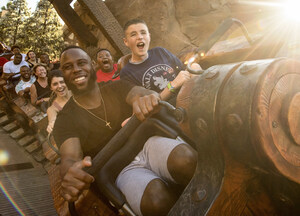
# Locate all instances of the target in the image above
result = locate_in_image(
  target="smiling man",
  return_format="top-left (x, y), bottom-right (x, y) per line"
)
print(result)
top-left (53, 45), bottom-right (160, 200)
top-left (120, 18), bottom-right (191, 102)
top-left (3, 53), bottom-right (29, 81)
top-left (53, 46), bottom-right (197, 216)
top-left (95, 48), bottom-right (120, 82)
top-left (10, 45), bottom-right (27, 61)
top-left (15, 65), bottom-right (36, 98)
top-left (54, 46), bottom-right (157, 157)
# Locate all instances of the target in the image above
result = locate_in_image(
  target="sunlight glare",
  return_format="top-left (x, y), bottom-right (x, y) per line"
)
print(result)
top-left (0, 149), bottom-right (9, 165)
top-left (284, 0), bottom-right (300, 22)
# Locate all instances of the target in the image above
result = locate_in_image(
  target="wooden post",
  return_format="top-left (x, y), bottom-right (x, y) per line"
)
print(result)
top-left (77, 0), bottom-right (130, 55)
top-left (49, 0), bottom-right (97, 46)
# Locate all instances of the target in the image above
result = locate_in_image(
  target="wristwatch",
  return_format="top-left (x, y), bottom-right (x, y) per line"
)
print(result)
top-left (167, 82), bottom-right (176, 93)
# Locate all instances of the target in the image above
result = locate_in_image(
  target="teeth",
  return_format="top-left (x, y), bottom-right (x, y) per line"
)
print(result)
top-left (75, 77), bottom-right (85, 82)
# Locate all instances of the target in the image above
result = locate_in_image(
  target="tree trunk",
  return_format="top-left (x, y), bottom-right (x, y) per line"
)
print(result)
top-left (13, 8), bottom-right (21, 45)
top-left (42, 2), bottom-right (50, 39)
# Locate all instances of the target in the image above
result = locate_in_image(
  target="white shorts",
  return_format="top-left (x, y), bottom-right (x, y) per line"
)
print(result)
top-left (116, 136), bottom-right (186, 216)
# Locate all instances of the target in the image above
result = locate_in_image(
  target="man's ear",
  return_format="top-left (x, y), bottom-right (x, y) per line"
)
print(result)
top-left (91, 59), bottom-right (100, 71)
top-left (123, 37), bottom-right (128, 47)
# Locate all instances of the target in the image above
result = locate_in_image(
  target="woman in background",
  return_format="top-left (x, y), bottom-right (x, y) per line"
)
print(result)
top-left (30, 64), bottom-right (51, 112)
top-left (46, 69), bottom-right (71, 133)
top-left (26, 50), bottom-right (39, 69)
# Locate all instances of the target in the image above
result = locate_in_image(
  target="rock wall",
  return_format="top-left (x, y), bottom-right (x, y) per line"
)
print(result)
top-left (70, 0), bottom-right (282, 59)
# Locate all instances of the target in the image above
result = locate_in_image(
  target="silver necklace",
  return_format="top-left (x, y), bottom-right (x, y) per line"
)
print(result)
top-left (73, 90), bottom-right (112, 129)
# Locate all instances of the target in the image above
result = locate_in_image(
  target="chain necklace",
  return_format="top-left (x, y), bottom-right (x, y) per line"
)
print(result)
top-left (73, 90), bottom-right (112, 129)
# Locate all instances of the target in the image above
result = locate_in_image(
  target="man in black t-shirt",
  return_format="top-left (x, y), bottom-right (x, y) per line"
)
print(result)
top-left (53, 45), bottom-right (160, 195)
top-left (53, 46), bottom-right (197, 216)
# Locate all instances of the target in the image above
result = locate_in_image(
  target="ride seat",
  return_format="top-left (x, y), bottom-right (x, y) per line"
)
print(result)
top-left (92, 107), bottom-right (195, 215)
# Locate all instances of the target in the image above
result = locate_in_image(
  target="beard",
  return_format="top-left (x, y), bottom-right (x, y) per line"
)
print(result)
top-left (65, 67), bottom-right (97, 96)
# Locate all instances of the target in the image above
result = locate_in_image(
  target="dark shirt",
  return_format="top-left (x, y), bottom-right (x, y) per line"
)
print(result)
top-left (120, 47), bottom-right (183, 93)
top-left (34, 80), bottom-right (51, 100)
top-left (53, 80), bottom-right (134, 158)
top-left (26, 59), bottom-right (39, 69)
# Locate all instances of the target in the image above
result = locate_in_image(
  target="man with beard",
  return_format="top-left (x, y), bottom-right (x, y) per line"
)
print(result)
top-left (40, 53), bottom-right (54, 71)
top-left (95, 48), bottom-right (120, 82)
top-left (3, 53), bottom-right (29, 84)
top-left (53, 46), bottom-right (197, 216)
top-left (10, 45), bottom-right (27, 61)
top-left (15, 65), bottom-right (36, 98)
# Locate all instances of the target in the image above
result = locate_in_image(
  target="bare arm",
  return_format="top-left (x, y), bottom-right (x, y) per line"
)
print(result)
top-left (46, 105), bottom-right (58, 133)
top-left (24, 87), bottom-right (31, 93)
top-left (1, 73), bottom-right (12, 80)
top-left (59, 137), bottom-right (94, 202)
top-left (159, 86), bottom-right (173, 101)
top-left (30, 84), bottom-right (38, 105)
top-left (2, 64), bottom-right (14, 80)
top-left (30, 84), bottom-right (49, 105)
top-left (17, 90), bottom-right (25, 97)
top-left (126, 86), bottom-right (161, 121)
top-left (60, 137), bottom-right (83, 177)
top-left (160, 70), bottom-right (191, 100)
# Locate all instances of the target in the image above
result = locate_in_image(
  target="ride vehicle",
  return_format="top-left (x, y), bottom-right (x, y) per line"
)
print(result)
top-left (1, 14), bottom-right (300, 215)
top-left (44, 16), bottom-right (300, 215)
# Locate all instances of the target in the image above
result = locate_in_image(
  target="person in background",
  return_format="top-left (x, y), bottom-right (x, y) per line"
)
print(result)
top-left (2, 53), bottom-right (29, 85)
top-left (15, 65), bottom-right (36, 99)
top-left (40, 53), bottom-right (54, 71)
top-left (95, 48), bottom-right (119, 82)
top-left (120, 19), bottom-right (201, 104)
top-left (10, 45), bottom-right (27, 61)
top-left (30, 64), bottom-right (51, 112)
top-left (46, 69), bottom-right (71, 134)
top-left (26, 50), bottom-right (39, 69)
top-left (0, 57), bottom-right (8, 75)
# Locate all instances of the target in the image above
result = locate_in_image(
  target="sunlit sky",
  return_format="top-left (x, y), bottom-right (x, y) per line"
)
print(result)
top-left (0, 0), bottom-right (74, 24)
top-left (0, 0), bottom-right (39, 12)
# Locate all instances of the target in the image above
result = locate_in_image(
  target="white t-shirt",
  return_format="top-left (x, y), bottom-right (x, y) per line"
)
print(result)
top-left (15, 75), bottom-right (36, 94)
top-left (3, 60), bottom-right (29, 78)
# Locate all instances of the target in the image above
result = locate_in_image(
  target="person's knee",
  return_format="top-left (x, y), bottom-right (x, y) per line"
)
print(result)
top-left (168, 144), bottom-right (197, 185)
top-left (140, 179), bottom-right (176, 216)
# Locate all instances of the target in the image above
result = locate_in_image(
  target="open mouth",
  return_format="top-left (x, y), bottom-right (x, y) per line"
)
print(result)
top-left (57, 88), bottom-right (66, 95)
top-left (137, 42), bottom-right (145, 49)
top-left (74, 76), bottom-right (86, 84)
top-left (57, 87), bottom-right (65, 93)
top-left (102, 59), bottom-right (109, 64)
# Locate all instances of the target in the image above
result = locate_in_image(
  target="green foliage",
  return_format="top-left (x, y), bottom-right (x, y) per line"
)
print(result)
top-left (0, 0), bottom-right (64, 59)
top-left (24, 0), bottom-right (64, 59)
top-left (0, 0), bottom-right (31, 48)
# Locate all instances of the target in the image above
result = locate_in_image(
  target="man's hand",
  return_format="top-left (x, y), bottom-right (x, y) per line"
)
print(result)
top-left (2, 72), bottom-right (15, 80)
top-left (18, 90), bottom-right (24, 97)
top-left (171, 70), bottom-right (190, 89)
top-left (132, 93), bottom-right (160, 121)
top-left (61, 156), bottom-right (94, 202)
top-left (24, 87), bottom-right (30, 93)
top-left (47, 121), bottom-right (55, 134)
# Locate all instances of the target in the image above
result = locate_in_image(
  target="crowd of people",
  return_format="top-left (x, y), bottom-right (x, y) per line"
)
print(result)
top-left (0, 44), bottom-right (120, 130)
top-left (1, 18), bottom-right (201, 216)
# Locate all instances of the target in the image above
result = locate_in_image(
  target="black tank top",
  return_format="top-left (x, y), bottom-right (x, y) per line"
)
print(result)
top-left (34, 80), bottom-right (51, 100)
